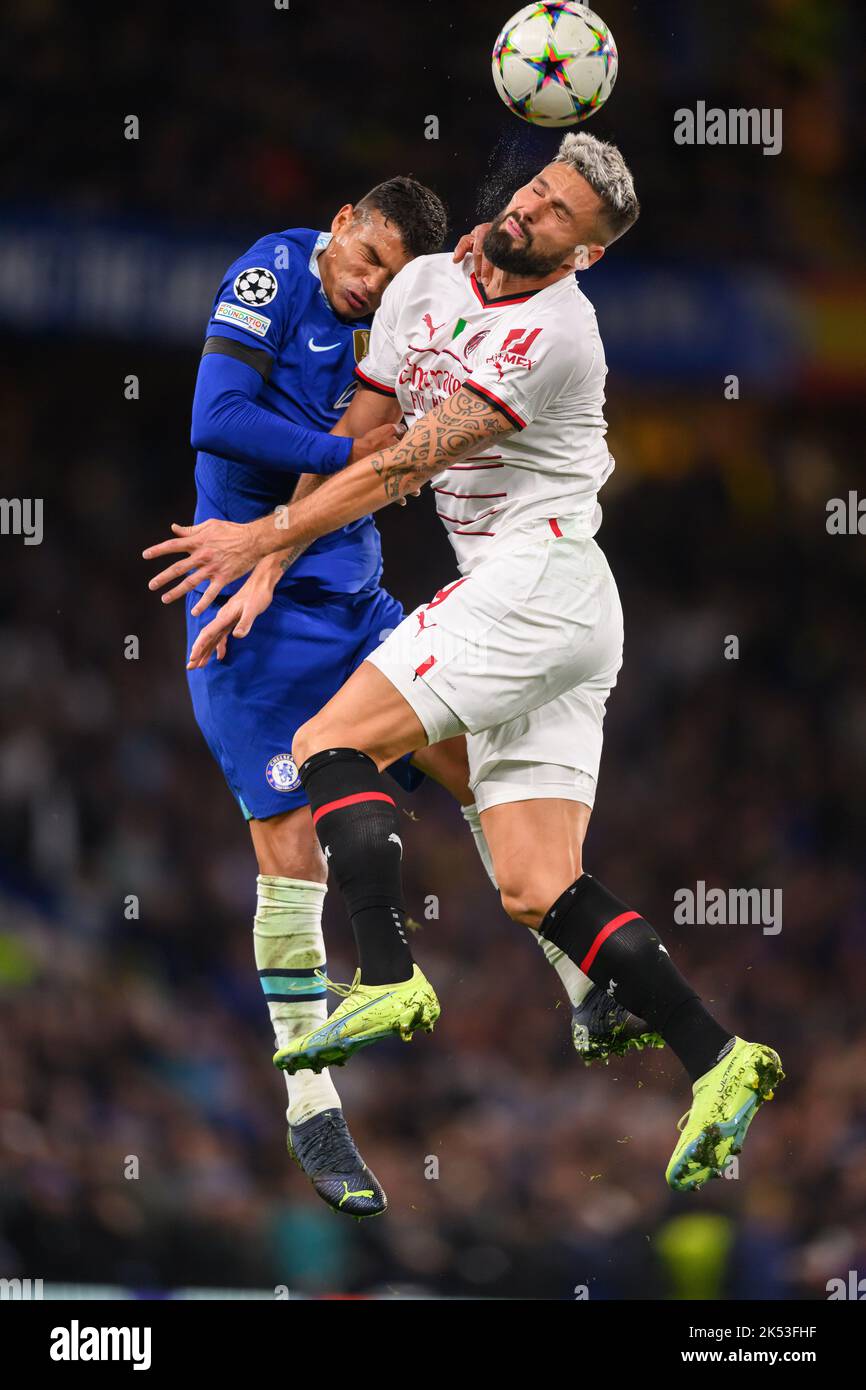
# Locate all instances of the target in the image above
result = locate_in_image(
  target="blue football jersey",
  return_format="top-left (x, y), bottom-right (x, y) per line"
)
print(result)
top-left (195, 227), bottom-right (383, 596)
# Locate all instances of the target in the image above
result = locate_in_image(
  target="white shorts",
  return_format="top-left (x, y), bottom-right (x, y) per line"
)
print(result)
top-left (366, 517), bottom-right (624, 812)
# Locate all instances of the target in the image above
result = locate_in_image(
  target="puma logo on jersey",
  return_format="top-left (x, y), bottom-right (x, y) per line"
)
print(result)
top-left (388, 832), bottom-right (403, 858)
top-left (422, 313), bottom-right (445, 341)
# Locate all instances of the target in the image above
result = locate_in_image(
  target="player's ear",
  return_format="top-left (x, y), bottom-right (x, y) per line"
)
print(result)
top-left (574, 243), bottom-right (605, 272)
top-left (330, 204), bottom-right (355, 237)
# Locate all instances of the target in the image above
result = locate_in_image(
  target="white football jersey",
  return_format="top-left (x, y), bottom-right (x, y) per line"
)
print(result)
top-left (356, 252), bottom-right (614, 574)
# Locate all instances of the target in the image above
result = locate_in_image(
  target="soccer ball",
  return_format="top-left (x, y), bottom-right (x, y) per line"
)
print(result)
top-left (492, 3), bottom-right (618, 127)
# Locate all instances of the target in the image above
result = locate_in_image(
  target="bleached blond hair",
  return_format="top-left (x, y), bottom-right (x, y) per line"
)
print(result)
top-left (554, 131), bottom-right (639, 244)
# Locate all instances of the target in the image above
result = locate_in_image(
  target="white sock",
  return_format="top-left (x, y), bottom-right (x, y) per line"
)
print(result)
top-left (254, 874), bottom-right (341, 1127)
top-left (460, 802), bottom-right (594, 1010)
top-left (460, 800), bottom-right (497, 887)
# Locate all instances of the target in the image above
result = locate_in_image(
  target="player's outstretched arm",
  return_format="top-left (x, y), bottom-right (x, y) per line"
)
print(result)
top-left (145, 392), bottom-right (405, 626)
top-left (185, 469), bottom-right (416, 664)
top-left (192, 351), bottom-right (404, 475)
top-left (144, 389), bottom-right (513, 609)
top-left (184, 471), bottom-right (326, 668)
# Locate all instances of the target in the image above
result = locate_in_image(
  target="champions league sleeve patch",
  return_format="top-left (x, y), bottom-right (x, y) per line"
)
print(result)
top-left (233, 267), bottom-right (278, 306)
top-left (266, 753), bottom-right (301, 792)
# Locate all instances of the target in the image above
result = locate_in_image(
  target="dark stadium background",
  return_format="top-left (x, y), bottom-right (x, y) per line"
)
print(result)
top-left (1, 0), bottom-right (864, 1299)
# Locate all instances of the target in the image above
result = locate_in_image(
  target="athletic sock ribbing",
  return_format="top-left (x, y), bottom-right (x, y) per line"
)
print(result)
top-left (540, 873), bottom-right (733, 1082)
top-left (300, 748), bottom-right (414, 985)
top-left (253, 874), bottom-right (341, 1126)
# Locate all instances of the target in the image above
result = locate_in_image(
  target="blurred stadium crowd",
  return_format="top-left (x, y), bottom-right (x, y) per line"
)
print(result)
top-left (2, 359), bottom-right (863, 1297)
top-left (1, 0), bottom-right (864, 1298)
top-left (4, 0), bottom-right (861, 265)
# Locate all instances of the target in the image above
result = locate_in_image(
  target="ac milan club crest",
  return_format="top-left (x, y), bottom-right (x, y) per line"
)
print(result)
top-left (464, 329), bottom-right (490, 356)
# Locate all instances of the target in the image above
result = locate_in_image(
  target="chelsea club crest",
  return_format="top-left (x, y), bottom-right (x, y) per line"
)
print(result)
top-left (266, 753), bottom-right (301, 792)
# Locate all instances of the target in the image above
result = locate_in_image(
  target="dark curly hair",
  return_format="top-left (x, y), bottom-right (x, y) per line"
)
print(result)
top-left (355, 176), bottom-right (448, 257)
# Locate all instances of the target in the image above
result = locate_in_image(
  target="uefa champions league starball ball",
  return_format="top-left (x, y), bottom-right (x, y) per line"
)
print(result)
top-left (492, 2), bottom-right (618, 127)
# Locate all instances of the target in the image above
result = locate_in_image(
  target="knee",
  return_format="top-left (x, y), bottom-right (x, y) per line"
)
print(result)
top-left (497, 864), bottom-right (584, 932)
top-left (292, 718), bottom-right (322, 769)
top-left (498, 880), bottom-right (548, 931)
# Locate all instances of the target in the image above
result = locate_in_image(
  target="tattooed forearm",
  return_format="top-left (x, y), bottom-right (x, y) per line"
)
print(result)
top-left (261, 387), bottom-right (514, 557)
top-left (279, 545), bottom-right (307, 572)
top-left (368, 389), bottom-right (512, 500)
top-left (278, 472), bottom-right (327, 570)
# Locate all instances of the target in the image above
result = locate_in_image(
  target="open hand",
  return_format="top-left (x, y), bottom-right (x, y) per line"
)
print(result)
top-left (143, 516), bottom-right (270, 614)
top-left (186, 568), bottom-right (277, 668)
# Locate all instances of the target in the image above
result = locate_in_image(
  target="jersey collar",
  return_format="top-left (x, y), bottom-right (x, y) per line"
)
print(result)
top-left (309, 231), bottom-right (332, 306)
top-left (470, 270), bottom-right (544, 309)
top-left (309, 231), bottom-right (332, 280)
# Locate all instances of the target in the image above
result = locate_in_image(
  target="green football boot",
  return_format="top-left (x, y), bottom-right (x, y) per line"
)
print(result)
top-left (274, 965), bottom-right (440, 1075)
top-left (666, 1037), bottom-right (784, 1192)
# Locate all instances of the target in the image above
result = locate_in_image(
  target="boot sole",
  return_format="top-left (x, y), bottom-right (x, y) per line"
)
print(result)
top-left (667, 1046), bottom-right (784, 1191)
top-left (575, 1029), bottom-right (666, 1066)
top-left (274, 998), bottom-right (439, 1075)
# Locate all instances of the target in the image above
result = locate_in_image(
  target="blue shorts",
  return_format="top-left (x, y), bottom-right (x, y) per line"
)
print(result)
top-left (186, 583), bottom-right (423, 820)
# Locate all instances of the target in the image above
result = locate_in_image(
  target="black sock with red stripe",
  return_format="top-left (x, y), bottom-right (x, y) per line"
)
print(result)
top-left (299, 748), bottom-right (414, 986)
top-left (540, 874), bottom-right (733, 1083)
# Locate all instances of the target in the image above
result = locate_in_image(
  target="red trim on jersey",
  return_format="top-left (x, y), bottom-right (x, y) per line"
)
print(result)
top-left (470, 272), bottom-right (540, 308)
top-left (579, 911), bottom-right (640, 974)
top-left (432, 488), bottom-right (507, 499)
top-left (406, 343), bottom-right (468, 367)
top-left (354, 366), bottom-right (396, 396)
top-left (437, 508), bottom-right (502, 526)
top-left (453, 530), bottom-right (496, 537)
top-left (463, 381), bottom-right (526, 430)
top-left (426, 577), bottom-right (468, 609)
top-left (448, 462), bottom-right (505, 472)
top-left (414, 655), bottom-right (437, 678)
top-left (549, 518), bottom-right (563, 537)
top-left (312, 791), bottom-right (395, 826)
